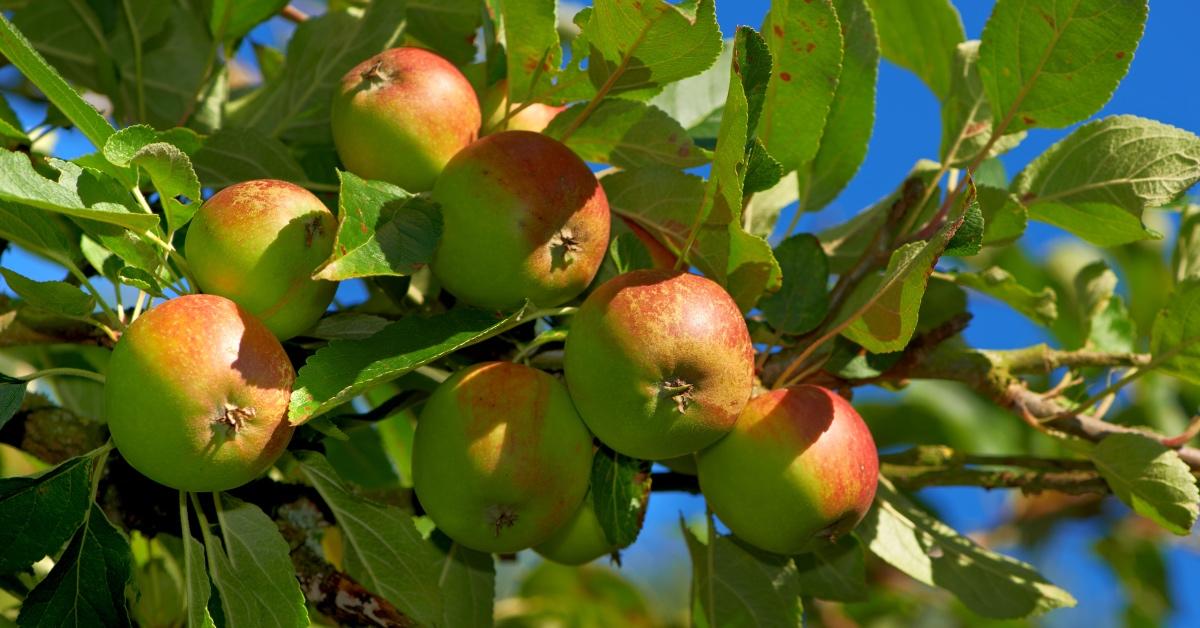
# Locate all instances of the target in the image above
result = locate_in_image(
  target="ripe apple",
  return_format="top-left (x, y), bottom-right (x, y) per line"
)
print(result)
top-left (330, 47), bottom-right (480, 192)
top-left (479, 79), bottom-right (566, 134)
top-left (563, 269), bottom-right (754, 460)
top-left (697, 386), bottom-right (880, 554)
top-left (185, 179), bottom-right (337, 340)
top-left (534, 491), bottom-right (616, 565)
top-left (105, 294), bottom-right (296, 492)
top-left (431, 131), bottom-right (610, 310)
top-left (412, 361), bottom-right (593, 553)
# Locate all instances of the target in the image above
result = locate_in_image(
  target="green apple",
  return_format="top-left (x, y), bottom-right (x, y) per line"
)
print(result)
top-left (331, 46), bottom-right (480, 192)
top-left (185, 179), bottom-right (337, 340)
top-left (431, 131), bottom-right (610, 310)
top-left (105, 294), bottom-right (296, 492)
top-left (412, 362), bottom-right (593, 553)
top-left (534, 491), bottom-right (616, 565)
top-left (564, 269), bottom-right (754, 460)
top-left (698, 385), bottom-right (879, 554)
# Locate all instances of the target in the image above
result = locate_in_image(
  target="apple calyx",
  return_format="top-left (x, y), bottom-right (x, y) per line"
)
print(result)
top-left (487, 504), bottom-right (520, 537)
top-left (661, 377), bottom-right (695, 413)
top-left (550, 228), bottom-right (581, 268)
top-left (214, 403), bottom-right (256, 434)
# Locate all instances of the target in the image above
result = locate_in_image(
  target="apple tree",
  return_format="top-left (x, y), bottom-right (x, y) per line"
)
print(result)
top-left (0, 0), bottom-right (1198, 626)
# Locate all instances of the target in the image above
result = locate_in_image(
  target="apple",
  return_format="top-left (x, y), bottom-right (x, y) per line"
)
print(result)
top-left (185, 179), bottom-right (337, 340)
top-left (479, 79), bottom-right (566, 134)
top-left (564, 269), bottom-right (754, 459)
top-left (331, 47), bottom-right (481, 192)
top-left (697, 385), bottom-right (879, 554)
top-left (431, 131), bottom-right (610, 310)
top-left (105, 294), bottom-right (295, 492)
top-left (534, 491), bottom-right (616, 565)
top-left (412, 361), bottom-right (593, 553)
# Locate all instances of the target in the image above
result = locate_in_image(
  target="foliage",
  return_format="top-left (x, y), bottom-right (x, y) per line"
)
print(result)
top-left (0, 0), bottom-right (1197, 626)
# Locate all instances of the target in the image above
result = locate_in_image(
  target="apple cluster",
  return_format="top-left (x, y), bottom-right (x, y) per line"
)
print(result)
top-left (102, 46), bottom-right (880, 565)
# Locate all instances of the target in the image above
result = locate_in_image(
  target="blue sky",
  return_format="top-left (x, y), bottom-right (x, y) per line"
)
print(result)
top-left (1, 1), bottom-right (1198, 625)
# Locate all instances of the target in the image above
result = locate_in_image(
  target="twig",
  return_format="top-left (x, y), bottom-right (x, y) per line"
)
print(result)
top-left (280, 5), bottom-right (309, 23)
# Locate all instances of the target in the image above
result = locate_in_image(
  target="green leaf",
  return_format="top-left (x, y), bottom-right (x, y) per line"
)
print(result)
top-left (0, 268), bottom-right (95, 318)
top-left (406, 0), bottom-right (481, 66)
top-left (103, 126), bottom-right (202, 232)
top-left (115, 2), bottom-right (213, 129)
top-left (941, 41), bottom-right (1026, 167)
top-left (0, 150), bottom-right (158, 232)
top-left (1091, 433), bottom-right (1199, 535)
top-left (978, 184), bottom-right (1027, 246)
top-left (607, 231), bottom-right (656, 276)
top-left (200, 496), bottom-right (307, 627)
top-left (1150, 278), bottom-right (1200, 386)
top-left (944, 196), bottom-right (984, 257)
top-left (180, 505), bottom-right (216, 628)
top-left (290, 307), bottom-right (531, 423)
top-left (859, 477), bottom-right (1076, 618)
top-left (949, 267), bottom-right (1058, 326)
top-left (0, 14), bottom-right (115, 148)
top-left (227, 1), bottom-right (407, 142)
top-left (742, 138), bottom-right (784, 195)
top-left (742, 171), bottom-right (797, 239)
top-left (192, 128), bottom-right (309, 188)
top-left (0, 373), bottom-right (23, 431)
top-left (314, 172), bottom-right (441, 282)
top-left (865, 0), bottom-right (964, 99)
top-left (0, 95), bottom-right (29, 146)
top-left (839, 182), bottom-right (976, 352)
top-left (18, 504), bottom-right (133, 627)
top-left (546, 100), bottom-right (709, 169)
top-left (296, 452), bottom-right (458, 627)
top-left (979, 0), bottom-right (1147, 133)
top-left (0, 201), bottom-right (81, 264)
top-left (431, 532), bottom-right (495, 628)
top-left (759, 234), bottom-right (829, 335)
top-left (1013, 115), bottom-right (1200, 246)
top-left (582, 0), bottom-right (723, 100)
top-left (682, 521), bottom-right (804, 628)
top-left (1173, 204), bottom-right (1200, 282)
top-left (648, 42), bottom-right (732, 143)
top-left (210, 0), bottom-right (289, 41)
top-left (793, 535), bottom-right (867, 602)
top-left (497, 0), bottom-right (561, 102)
top-left (324, 425), bottom-right (402, 490)
top-left (0, 453), bottom-right (96, 574)
top-left (590, 448), bottom-right (651, 548)
top-left (694, 26), bottom-right (781, 311)
top-left (759, 0), bottom-right (844, 172)
top-left (795, 0), bottom-right (878, 212)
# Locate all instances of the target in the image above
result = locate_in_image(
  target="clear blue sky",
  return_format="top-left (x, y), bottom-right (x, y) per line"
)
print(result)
top-left (1, 1), bottom-right (1197, 625)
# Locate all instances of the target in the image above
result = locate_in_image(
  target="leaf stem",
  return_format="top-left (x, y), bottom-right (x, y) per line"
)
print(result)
top-left (557, 19), bottom-right (654, 142)
top-left (18, 367), bottom-right (106, 384)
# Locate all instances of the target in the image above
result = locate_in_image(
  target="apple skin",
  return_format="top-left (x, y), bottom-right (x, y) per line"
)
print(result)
top-left (563, 269), bottom-right (754, 460)
top-left (479, 79), bottom-right (566, 134)
top-left (431, 131), bottom-right (610, 310)
top-left (534, 491), bottom-right (616, 565)
top-left (185, 179), bottom-right (337, 340)
top-left (104, 294), bottom-right (296, 492)
top-left (697, 386), bottom-right (879, 555)
top-left (331, 47), bottom-right (480, 192)
top-left (412, 362), bottom-right (594, 554)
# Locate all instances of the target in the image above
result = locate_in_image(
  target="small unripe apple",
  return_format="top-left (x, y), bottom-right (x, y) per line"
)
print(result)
top-left (431, 131), bottom-right (610, 310)
top-left (479, 79), bottom-right (566, 134)
top-left (331, 47), bottom-right (480, 192)
top-left (185, 179), bottom-right (337, 340)
top-left (697, 386), bottom-right (879, 554)
top-left (412, 362), bottom-right (593, 553)
top-left (105, 294), bottom-right (296, 492)
top-left (534, 491), bottom-right (616, 565)
top-left (564, 269), bottom-right (754, 460)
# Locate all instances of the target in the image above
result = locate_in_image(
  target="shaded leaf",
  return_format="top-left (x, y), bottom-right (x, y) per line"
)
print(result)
top-left (590, 449), bottom-right (651, 548)
top-left (859, 477), bottom-right (1076, 618)
top-left (546, 99), bottom-right (709, 169)
top-left (0, 452), bottom-right (96, 574)
top-left (941, 41), bottom-right (1026, 167)
top-left (1150, 278), bottom-right (1200, 386)
top-left (682, 520), bottom-right (803, 628)
top-left (192, 128), bottom-right (309, 188)
top-left (793, 535), bottom-right (867, 602)
top-left (290, 307), bottom-right (531, 423)
top-left (314, 172), bottom-right (441, 281)
top-left (18, 504), bottom-right (133, 627)
top-left (759, 234), bottom-right (829, 335)
top-left (0, 268), bottom-right (95, 318)
top-left (497, 0), bottom-right (560, 102)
